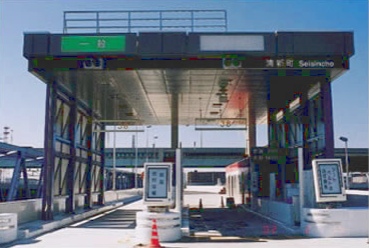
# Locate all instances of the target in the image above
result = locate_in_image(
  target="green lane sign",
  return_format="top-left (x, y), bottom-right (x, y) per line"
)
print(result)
top-left (61, 36), bottom-right (126, 53)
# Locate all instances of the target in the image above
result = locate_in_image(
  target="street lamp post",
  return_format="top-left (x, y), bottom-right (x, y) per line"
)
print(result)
top-left (339, 136), bottom-right (349, 190)
top-left (146, 125), bottom-right (151, 162)
top-left (112, 125), bottom-right (116, 191)
top-left (153, 135), bottom-right (158, 162)
top-left (134, 127), bottom-right (139, 189)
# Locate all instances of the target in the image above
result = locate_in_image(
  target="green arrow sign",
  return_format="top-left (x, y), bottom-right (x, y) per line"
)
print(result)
top-left (61, 36), bottom-right (126, 53)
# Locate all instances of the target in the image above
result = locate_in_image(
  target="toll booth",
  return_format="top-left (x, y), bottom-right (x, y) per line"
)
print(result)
top-left (251, 147), bottom-right (299, 201)
top-left (225, 158), bottom-right (251, 205)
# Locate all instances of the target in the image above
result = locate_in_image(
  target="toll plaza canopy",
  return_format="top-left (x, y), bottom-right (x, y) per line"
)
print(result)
top-left (23, 31), bottom-right (354, 219)
top-left (24, 32), bottom-right (353, 126)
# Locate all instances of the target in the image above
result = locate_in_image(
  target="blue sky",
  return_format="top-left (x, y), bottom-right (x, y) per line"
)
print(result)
top-left (0, 0), bottom-right (367, 149)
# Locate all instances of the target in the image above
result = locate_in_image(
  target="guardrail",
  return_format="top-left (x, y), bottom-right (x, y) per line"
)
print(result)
top-left (63, 10), bottom-right (227, 33)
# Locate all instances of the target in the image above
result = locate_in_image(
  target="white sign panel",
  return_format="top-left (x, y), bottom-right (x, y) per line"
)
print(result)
top-left (265, 59), bottom-right (335, 68)
top-left (200, 35), bottom-right (264, 51)
top-left (312, 159), bottom-right (346, 203)
top-left (143, 163), bottom-right (173, 207)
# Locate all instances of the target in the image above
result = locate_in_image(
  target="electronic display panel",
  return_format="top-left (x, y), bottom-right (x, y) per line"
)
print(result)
top-left (143, 163), bottom-right (173, 207)
top-left (147, 168), bottom-right (168, 198)
top-left (312, 159), bottom-right (346, 203)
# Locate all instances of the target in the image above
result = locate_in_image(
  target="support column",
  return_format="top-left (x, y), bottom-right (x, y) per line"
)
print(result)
top-left (66, 83), bottom-right (77, 213)
top-left (98, 124), bottom-right (105, 205)
top-left (280, 109), bottom-right (292, 200)
top-left (245, 94), bottom-right (256, 156)
top-left (268, 107), bottom-right (277, 148)
top-left (42, 80), bottom-right (57, 220)
top-left (247, 112), bottom-right (256, 156)
top-left (171, 94), bottom-right (179, 149)
top-left (321, 79), bottom-right (334, 158)
top-left (301, 91), bottom-right (310, 169)
top-left (85, 116), bottom-right (93, 209)
top-left (85, 80), bottom-right (95, 209)
top-left (267, 77), bottom-right (277, 149)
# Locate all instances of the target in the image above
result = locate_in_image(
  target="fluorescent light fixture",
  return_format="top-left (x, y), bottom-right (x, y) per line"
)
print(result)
top-left (308, 82), bottom-right (321, 99)
top-left (289, 97), bottom-right (300, 111)
top-left (6, 150), bottom-right (17, 155)
top-left (276, 110), bottom-right (284, 121)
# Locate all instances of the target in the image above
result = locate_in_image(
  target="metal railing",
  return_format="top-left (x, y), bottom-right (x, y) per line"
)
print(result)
top-left (63, 10), bottom-right (227, 33)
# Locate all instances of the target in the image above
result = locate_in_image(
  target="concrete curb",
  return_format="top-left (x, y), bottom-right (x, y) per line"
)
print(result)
top-left (17, 195), bottom-right (142, 241)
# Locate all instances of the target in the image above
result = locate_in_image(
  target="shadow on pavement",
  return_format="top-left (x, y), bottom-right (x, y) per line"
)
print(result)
top-left (2, 239), bottom-right (41, 248)
top-left (69, 209), bottom-right (139, 229)
top-left (188, 207), bottom-right (309, 241)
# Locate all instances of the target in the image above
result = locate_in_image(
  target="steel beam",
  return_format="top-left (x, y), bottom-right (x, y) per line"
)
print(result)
top-left (7, 151), bottom-right (23, 201)
top-left (37, 164), bottom-right (44, 198)
top-left (98, 124), bottom-right (105, 205)
top-left (21, 159), bottom-right (31, 199)
top-left (321, 79), bottom-right (334, 158)
top-left (66, 81), bottom-right (77, 213)
top-left (85, 116), bottom-right (93, 208)
top-left (84, 76), bottom-right (96, 208)
top-left (42, 80), bottom-right (57, 220)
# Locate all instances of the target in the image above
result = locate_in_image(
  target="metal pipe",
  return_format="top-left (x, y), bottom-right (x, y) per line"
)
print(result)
top-left (175, 148), bottom-right (182, 224)
top-left (146, 125), bottom-right (151, 162)
top-left (112, 125), bottom-right (116, 191)
top-left (344, 141), bottom-right (349, 190)
top-left (298, 147), bottom-right (304, 229)
top-left (340, 137), bottom-right (349, 189)
top-left (365, 173), bottom-right (369, 244)
top-left (134, 128), bottom-right (138, 189)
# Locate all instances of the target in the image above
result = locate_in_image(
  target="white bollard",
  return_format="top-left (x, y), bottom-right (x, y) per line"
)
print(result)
top-left (135, 211), bottom-right (181, 244)
top-left (0, 213), bottom-right (18, 244)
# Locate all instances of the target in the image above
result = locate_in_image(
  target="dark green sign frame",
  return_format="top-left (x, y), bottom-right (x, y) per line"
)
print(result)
top-left (61, 36), bottom-right (126, 53)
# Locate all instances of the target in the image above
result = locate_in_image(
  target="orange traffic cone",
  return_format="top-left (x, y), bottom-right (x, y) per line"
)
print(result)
top-left (148, 219), bottom-right (162, 248)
